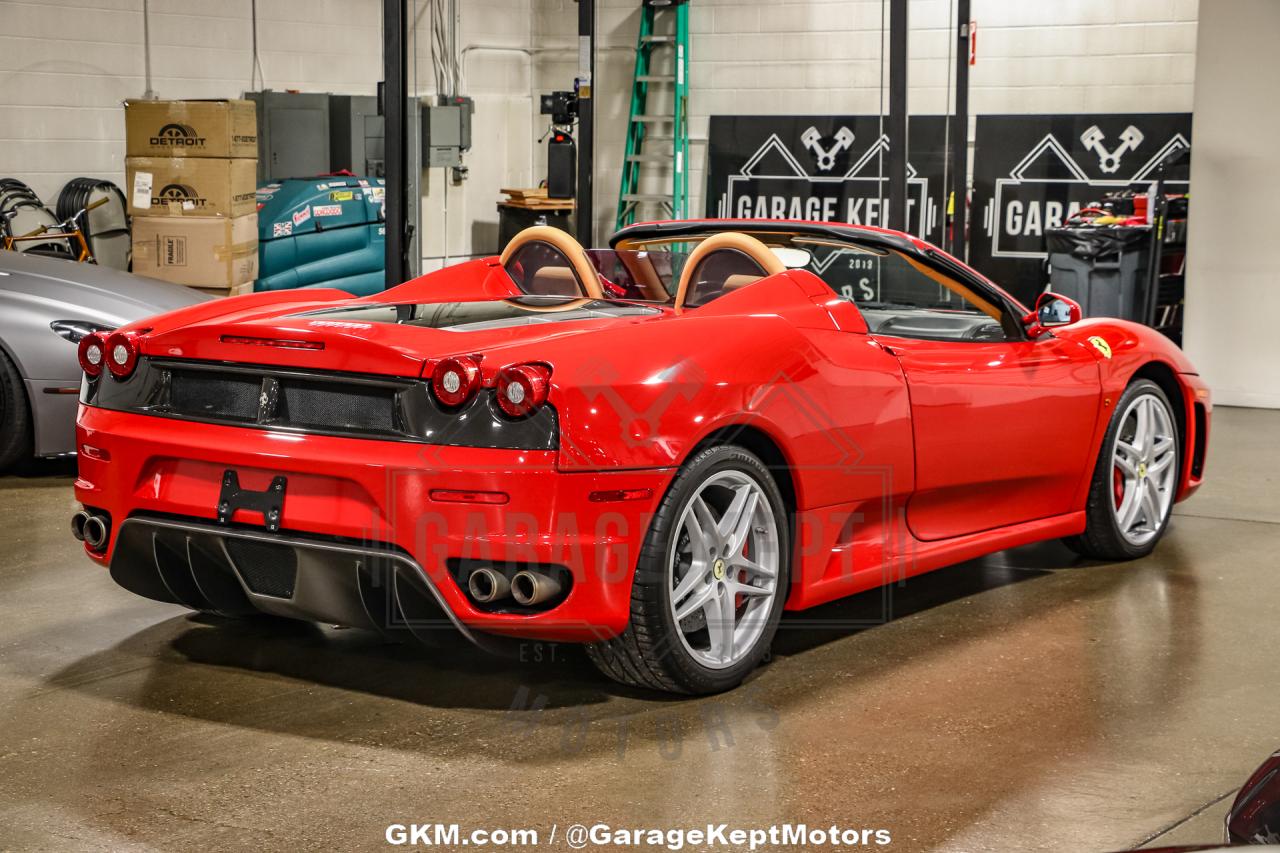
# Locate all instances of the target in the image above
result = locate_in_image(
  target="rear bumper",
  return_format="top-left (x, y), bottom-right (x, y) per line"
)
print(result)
top-left (75, 405), bottom-right (673, 642)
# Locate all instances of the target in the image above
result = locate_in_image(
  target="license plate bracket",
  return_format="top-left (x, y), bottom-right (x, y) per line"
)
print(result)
top-left (217, 470), bottom-right (287, 532)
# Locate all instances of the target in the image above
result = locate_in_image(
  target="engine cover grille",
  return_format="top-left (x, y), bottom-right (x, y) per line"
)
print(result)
top-left (278, 378), bottom-right (397, 433)
top-left (157, 364), bottom-right (404, 438)
top-left (168, 371), bottom-right (262, 422)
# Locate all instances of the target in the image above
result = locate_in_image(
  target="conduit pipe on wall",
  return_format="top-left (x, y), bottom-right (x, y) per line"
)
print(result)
top-left (141, 0), bottom-right (156, 99)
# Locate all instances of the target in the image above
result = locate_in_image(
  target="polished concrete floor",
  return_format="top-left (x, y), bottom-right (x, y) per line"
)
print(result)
top-left (0, 406), bottom-right (1276, 851)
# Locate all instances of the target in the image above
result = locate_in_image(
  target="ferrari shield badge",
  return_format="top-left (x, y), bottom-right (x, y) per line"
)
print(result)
top-left (1088, 336), bottom-right (1113, 359)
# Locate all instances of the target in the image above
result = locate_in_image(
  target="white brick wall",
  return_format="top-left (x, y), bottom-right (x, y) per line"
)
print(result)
top-left (0, 0), bottom-right (1198, 260)
top-left (532, 0), bottom-right (1198, 243)
top-left (0, 0), bottom-right (384, 202)
top-left (418, 0), bottom-right (538, 269)
top-left (0, 0), bottom-right (538, 268)
top-left (1183, 0), bottom-right (1280, 407)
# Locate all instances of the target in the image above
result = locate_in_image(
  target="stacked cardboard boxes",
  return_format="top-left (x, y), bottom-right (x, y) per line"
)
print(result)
top-left (124, 99), bottom-right (259, 295)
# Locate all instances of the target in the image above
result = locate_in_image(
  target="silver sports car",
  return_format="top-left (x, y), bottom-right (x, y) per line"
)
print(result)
top-left (0, 251), bottom-right (209, 468)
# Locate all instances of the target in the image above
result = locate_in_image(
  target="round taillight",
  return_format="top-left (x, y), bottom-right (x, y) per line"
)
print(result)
top-left (496, 364), bottom-right (551, 418)
top-left (104, 331), bottom-right (139, 379)
top-left (431, 355), bottom-right (481, 408)
top-left (77, 332), bottom-right (107, 378)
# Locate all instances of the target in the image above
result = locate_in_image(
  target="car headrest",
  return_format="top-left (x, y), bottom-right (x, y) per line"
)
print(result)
top-left (529, 265), bottom-right (581, 297)
top-left (722, 274), bottom-right (764, 292)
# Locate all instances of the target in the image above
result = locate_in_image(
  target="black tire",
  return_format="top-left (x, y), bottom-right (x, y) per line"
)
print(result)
top-left (0, 347), bottom-right (33, 471)
top-left (586, 445), bottom-right (791, 695)
top-left (1065, 379), bottom-right (1179, 561)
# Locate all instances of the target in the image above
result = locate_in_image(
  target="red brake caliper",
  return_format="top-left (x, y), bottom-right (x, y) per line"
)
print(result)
top-left (1113, 466), bottom-right (1125, 508)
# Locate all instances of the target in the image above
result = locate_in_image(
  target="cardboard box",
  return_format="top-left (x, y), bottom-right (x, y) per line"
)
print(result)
top-left (192, 281), bottom-right (258, 299)
top-left (131, 214), bottom-right (259, 289)
top-left (126, 157), bottom-right (257, 218)
top-left (125, 99), bottom-right (257, 159)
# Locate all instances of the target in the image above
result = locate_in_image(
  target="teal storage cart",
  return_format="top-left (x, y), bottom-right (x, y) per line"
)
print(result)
top-left (254, 177), bottom-right (386, 296)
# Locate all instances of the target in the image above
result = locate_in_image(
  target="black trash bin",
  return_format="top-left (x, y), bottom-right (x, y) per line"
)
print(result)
top-left (1045, 226), bottom-right (1151, 321)
top-left (497, 204), bottom-right (573, 249)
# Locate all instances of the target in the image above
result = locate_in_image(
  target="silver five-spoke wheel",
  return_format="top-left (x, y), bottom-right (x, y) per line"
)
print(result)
top-left (586, 444), bottom-right (790, 693)
top-left (1111, 392), bottom-right (1177, 547)
top-left (668, 471), bottom-right (780, 669)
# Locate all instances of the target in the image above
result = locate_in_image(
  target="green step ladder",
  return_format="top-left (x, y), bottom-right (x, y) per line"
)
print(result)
top-left (615, 0), bottom-right (691, 229)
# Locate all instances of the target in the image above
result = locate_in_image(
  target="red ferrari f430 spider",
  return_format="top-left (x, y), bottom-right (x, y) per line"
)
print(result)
top-left (72, 220), bottom-right (1210, 694)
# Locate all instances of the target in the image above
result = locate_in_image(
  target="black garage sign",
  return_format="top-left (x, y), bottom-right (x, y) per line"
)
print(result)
top-left (705, 115), bottom-right (952, 245)
top-left (971, 112), bottom-right (1191, 304)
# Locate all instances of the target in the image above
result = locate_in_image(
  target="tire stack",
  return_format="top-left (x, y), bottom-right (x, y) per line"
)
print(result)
top-left (0, 178), bottom-right (72, 259)
top-left (55, 178), bottom-right (130, 270)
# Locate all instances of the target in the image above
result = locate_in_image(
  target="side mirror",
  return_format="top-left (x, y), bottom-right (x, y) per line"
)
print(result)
top-left (1024, 292), bottom-right (1082, 338)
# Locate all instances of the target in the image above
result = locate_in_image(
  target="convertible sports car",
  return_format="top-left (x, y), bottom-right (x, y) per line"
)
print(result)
top-left (71, 219), bottom-right (1210, 694)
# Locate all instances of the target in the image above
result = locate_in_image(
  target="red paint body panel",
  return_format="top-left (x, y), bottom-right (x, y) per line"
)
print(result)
top-left (884, 335), bottom-right (1102, 540)
top-left (74, 218), bottom-right (1211, 643)
top-left (1053, 319), bottom-right (1210, 502)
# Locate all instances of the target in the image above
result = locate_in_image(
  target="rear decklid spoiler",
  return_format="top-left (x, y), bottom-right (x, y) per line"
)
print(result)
top-left (140, 296), bottom-right (668, 378)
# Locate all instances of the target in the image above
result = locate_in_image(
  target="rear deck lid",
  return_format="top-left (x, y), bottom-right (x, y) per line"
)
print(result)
top-left (141, 295), bottom-right (665, 377)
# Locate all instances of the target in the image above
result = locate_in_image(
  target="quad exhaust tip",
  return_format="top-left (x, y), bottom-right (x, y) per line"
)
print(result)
top-left (510, 570), bottom-right (562, 606)
top-left (467, 567), bottom-right (511, 603)
top-left (74, 511), bottom-right (109, 551)
top-left (83, 516), bottom-right (108, 550)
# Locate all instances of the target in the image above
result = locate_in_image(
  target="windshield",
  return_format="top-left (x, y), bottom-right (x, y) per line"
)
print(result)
top-left (793, 242), bottom-right (979, 313)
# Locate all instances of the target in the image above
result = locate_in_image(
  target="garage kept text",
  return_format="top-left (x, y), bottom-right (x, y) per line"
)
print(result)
top-left (705, 115), bottom-right (952, 246)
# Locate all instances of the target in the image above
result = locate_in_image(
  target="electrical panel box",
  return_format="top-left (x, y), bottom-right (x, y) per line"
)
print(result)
top-left (329, 95), bottom-right (385, 178)
top-left (421, 96), bottom-right (473, 168)
top-left (244, 91), bottom-right (331, 184)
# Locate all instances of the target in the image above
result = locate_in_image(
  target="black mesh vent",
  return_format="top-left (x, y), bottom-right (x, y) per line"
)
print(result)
top-left (169, 371), bottom-right (260, 421)
top-left (277, 379), bottom-right (397, 433)
top-left (225, 539), bottom-right (298, 598)
top-left (163, 369), bottom-right (400, 436)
